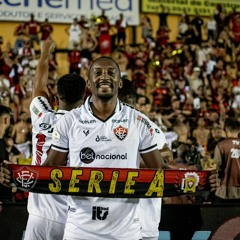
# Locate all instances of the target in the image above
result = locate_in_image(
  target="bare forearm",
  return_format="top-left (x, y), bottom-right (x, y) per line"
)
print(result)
top-left (33, 55), bottom-right (49, 96)
top-left (32, 39), bottom-right (55, 98)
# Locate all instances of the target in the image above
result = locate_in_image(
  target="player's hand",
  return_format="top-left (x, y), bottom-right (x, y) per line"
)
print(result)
top-left (41, 39), bottom-right (55, 58)
top-left (209, 170), bottom-right (220, 192)
top-left (0, 160), bottom-right (12, 187)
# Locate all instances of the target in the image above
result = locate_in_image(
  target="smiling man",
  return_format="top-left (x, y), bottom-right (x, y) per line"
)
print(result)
top-left (43, 56), bottom-right (164, 240)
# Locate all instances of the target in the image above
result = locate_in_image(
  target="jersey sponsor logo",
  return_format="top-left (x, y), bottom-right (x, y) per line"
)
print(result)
top-left (137, 116), bottom-right (153, 136)
top-left (39, 123), bottom-right (52, 130)
top-left (52, 130), bottom-right (60, 142)
top-left (79, 120), bottom-right (96, 124)
top-left (80, 147), bottom-right (95, 164)
top-left (113, 125), bottom-right (128, 140)
top-left (112, 119), bottom-right (128, 123)
top-left (80, 147), bottom-right (128, 163)
top-left (68, 206), bottom-right (76, 212)
top-left (92, 206), bottom-right (109, 220)
top-left (83, 130), bottom-right (90, 136)
top-left (12, 166), bottom-right (38, 190)
top-left (95, 135), bottom-right (111, 142)
top-left (155, 128), bottom-right (160, 134)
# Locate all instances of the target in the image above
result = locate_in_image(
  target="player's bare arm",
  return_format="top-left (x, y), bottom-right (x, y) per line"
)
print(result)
top-left (32, 39), bottom-right (55, 99)
top-left (141, 149), bottom-right (163, 170)
top-left (42, 148), bottom-right (68, 166)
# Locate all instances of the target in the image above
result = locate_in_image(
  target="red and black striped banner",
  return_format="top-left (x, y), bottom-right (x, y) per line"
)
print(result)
top-left (9, 164), bottom-right (210, 198)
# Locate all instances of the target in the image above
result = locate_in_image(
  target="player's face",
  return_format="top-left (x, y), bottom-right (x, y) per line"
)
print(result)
top-left (88, 59), bottom-right (121, 100)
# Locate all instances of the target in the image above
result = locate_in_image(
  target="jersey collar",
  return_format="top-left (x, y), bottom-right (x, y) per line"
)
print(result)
top-left (86, 96), bottom-right (122, 114)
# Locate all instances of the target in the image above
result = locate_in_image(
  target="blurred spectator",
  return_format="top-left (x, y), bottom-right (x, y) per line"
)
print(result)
top-left (78, 15), bottom-right (88, 29)
top-left (158, 5), bottom-right (169, 28)
top-left (212, 118), bottom-right (240, 203)
top-left (68, 42), bottom-right (81, 74)
top-left (162, 97), bottom-right (191, 130)
top-left (173, 113), bottom-right (191, 144)
top-left (39, 18), bottom-right (53, 43)
top-left (65, 18), bottom-right (82, 50)
top-left (13, 22), bottom-right (27, 55)
top-left (97, 11), bottom-right (111, 55)
top-left (0, 105), bottom-right (13, 203)
top-left (186, 67), bottom-right (204, 96)
top-left (183, 23), bottom-right (198, 45)
top-left (192, 116), bottom-right (210, 149)
top-left (115, 13), bottom-right (128, 48)
top-left (205, 15), bottom-right (217, 41)
top-left (177, 14), bottom-right (189, 40)
top-left (79, 28), bottom-right (98, 62)
top-left (207, 124), bottom-right (225, 159)
top-left (140, 15), bottom-right (153, 41)
top-left (191, 11), bottom-right (204, 45)
top-left (5, 136), bottom-right (24, 163)
top-left (112, 49), bottom-right (128, 77)
top-left (24, 13), bottom-right (40, 48)
top-left (0, 74), bottom-right (11, 107)
top-left (18, 39), bottom-right (36, 67)
top-left (11, 111), bottom-right (32, 159)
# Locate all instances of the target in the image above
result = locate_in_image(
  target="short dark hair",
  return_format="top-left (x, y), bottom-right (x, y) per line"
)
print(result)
top-left (224, 118), bottom-right (240, 132)
top-left (57, 74), bottom-right (86, 104)
top-left (118, 77), bottom-right (137, 104)
top-left (0, 105), bottom-right (11, 117)
top-left (88, 56), bottom-right (121, 80)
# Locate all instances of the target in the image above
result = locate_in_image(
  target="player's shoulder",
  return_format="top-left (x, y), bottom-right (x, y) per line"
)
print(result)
top-left (121, 102), bottom-right (140, 115)
top-left (30, 96), bottom-right (55, 122)
top-left (30, 96), bottom-right (53, 114)
top-left (59, 105), bottom-right (84, 124)
top-left (121, 102), bottom-right (154, 126)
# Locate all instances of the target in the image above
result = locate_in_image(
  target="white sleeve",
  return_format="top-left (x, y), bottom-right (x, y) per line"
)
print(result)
top-left (151, 121), bottom-right (167, 150)
top-left (51, 113), bottom-right (71, 153)
top-left (136, 112), bottom-right (158, 154)
top-left (30, 96), bottom-right (53, 124)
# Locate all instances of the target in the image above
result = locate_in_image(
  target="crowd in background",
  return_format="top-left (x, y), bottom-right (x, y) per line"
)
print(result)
top-left (1, 4), bottom-right (240, 203)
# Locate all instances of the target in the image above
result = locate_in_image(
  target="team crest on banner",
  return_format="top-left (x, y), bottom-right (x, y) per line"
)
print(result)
top-left (13, 166), bottom-right (39, 190)
top-left (114, 125), bottom-right (128, 140)
top-left (181, 172), bottom-right (200, 193)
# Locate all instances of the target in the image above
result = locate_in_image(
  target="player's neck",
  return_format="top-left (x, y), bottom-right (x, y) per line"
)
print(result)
top-left (59, 99), bottom-right (83, 111)
top-left (90, 99), bottom-right (117, 121)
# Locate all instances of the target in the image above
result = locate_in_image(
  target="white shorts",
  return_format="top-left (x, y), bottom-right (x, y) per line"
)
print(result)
top-left (15, 142), bottom-right (31, 159)
top-left (24, 214), bottom-right (65, 240)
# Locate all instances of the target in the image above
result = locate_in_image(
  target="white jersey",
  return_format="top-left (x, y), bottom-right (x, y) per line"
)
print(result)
top-left (28, 96), bottom-right (68, 223)
top-left (52, 96), bottom-right (158, 240)
top-left (140, 121), bottom-right (167, 238)
top-left (69, 24), bottom-right (81, 41)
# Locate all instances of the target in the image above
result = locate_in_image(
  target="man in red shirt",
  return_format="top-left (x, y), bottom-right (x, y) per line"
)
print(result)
top-left (68, 43), bottom-right (81, 74)
top-left (24, 13), bottom-right (40, 48)
top-left (39, 18), bottom-right (53, 43)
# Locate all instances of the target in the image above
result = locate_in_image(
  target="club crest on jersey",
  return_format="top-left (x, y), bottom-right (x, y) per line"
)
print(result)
top-left (113, 125), bottom-right (128, 140)
top-left (12, 166), bottom-right (39, 190)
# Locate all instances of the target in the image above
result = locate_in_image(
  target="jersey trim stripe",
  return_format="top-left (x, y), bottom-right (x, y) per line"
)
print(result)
top-left (51, 145), bottom-right (69, 151)
top-left (139, 144), bottom-right (158, 153)
top-left (55, 112), bottom-right (65, 115)
top-left (37, 96), bottom-right (54, 112)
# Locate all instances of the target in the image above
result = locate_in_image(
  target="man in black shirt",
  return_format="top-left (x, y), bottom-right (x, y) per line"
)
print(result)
top-left (0, 105), bottom-right (12, 203)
